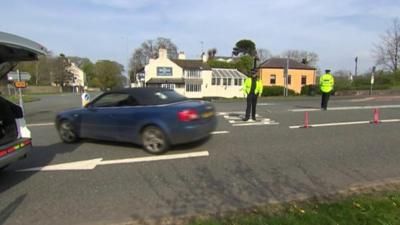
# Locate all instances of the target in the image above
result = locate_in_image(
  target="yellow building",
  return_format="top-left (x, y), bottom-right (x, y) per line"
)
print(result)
top-left (258, 58), bottom-right (316, 93)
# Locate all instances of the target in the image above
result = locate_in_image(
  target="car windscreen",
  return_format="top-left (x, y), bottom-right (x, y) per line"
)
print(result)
top-left (140, 90), bottom-right (187, 105)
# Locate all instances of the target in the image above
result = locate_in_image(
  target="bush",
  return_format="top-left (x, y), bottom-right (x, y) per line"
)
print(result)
top-left (301, 85), bottom-right (319, 96)
top-left (262, 86), bottom-right (296, 96)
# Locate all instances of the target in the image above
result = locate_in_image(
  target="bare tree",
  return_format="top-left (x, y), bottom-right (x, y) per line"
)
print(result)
top-left (373, 18), bottom-right (400, 72)
top-left (129, 37), bottom-right (178, 81)
top-left (257, 48), bottom-right (272, 63)
top-left (281, 50), bottom-right (319, 67)
top-left (333, 70), bottom-right (352, 77)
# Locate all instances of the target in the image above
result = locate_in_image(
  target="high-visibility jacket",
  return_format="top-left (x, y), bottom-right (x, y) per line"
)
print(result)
top-left (319, 73), bottom-right (334, 93)
top-left (243, 77), bottom-right (263, 96)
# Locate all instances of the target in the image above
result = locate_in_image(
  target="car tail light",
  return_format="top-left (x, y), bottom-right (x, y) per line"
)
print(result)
top-left (178, 109), bottom-right (199, 122)
top-left (0, 139), bottom-right (32, 158)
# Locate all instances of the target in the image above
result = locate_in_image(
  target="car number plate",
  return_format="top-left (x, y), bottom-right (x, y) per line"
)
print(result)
top-left (202, 111), bottom-right (214, 118)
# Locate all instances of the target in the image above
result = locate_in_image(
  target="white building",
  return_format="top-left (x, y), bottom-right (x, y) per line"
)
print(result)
top-left (66, 62), bottom-right (86, 93)
top-left (144, 48), bottom-right (246, 98)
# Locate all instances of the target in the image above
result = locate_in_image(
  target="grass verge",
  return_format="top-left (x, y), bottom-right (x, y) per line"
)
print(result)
top-left (189, 191), bottom-right (400, 225)
top-left (4, 95), bottom-right (41, 103)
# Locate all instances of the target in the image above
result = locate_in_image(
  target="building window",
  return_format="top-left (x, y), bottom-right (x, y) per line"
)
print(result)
top-left (301, 76), bottom-right (307, 85)
top-left (175, 84), bottom-right (184, 88)
top-left (216, 78), bottom-right (221, 85)
top-left (270, 75), bottom-right (276, 85)
top-left (212, 78), bottom-right (216, 85)
top-left (235, 79), bottom-right (242, 86)
top-left (161, 83), bottom-right (175, 90)
top-left (186, 84), bottom-right (202, 92)
top-left (227, 78), bottom-right (232, 86)
top-left (288, 75), bottom-right (291, 85)
top-left (223, 78), bottom-right (227, 86)
top-left (185, 70), bottom-right (201, 78)
top-left (157, 67), bottom-right (173, 76)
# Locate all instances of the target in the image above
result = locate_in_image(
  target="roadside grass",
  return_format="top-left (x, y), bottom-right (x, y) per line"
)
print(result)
top-left (5, 95), bottom-right (41, 103)
top-left (189, 191), bottom-right (400, 225)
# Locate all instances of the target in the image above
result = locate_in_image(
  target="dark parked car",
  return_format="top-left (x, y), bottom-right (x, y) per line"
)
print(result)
top-left (56, 88), bottom-right (217, 154)
top-left (0, 31), bottom-right (47, 170)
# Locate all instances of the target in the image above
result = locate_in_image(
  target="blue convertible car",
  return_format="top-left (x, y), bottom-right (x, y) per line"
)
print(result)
top-left (56, 88), bottom-right (217, 154)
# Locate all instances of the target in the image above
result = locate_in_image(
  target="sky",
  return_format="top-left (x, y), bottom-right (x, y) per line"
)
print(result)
top-left (1, 0), bottom-right (399, 74)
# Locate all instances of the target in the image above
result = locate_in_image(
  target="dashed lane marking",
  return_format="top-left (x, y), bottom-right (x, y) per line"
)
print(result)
top-left (211, 131), bottom-right (230, 134)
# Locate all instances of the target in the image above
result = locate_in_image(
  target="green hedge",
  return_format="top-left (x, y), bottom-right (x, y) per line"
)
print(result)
top-left (302, 72), bottom-right (400, 95)
top-left (262, 86), bottom-right (296, 96)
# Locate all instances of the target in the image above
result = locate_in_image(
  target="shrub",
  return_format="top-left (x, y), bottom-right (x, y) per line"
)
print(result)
top-left (262, 86), bottom-right (296, 96)
top-left (301, 85), bottom-right (320, 96)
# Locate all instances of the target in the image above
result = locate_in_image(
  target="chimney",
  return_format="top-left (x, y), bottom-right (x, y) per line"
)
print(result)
top-left (159, 48), bottom-right (167, 59)
top-left (202, 52), bottom-right (208, 63)
top-left (178, 51), bottom-right (186, 60)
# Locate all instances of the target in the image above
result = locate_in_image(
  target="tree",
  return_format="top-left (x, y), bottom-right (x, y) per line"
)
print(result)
top-left (333, 70), bottom-right (352, 77)
top-left (257, 48), bottom-right (272, 63)
top-left (53, 54), bottom-right (74, 92)
top-left (373, 18), bottom-right (400, 72)
top-left (281, 50), bottom-right (319, 67)
top-left (129, 37), bottom-right (178, 81)
top-left (207, 48), bottom-right (217, 60)
top-left (79, 59), bottom-right (96, 87)
top-left (232, 39), bottom-right (256, 56)
top-left (235, 55), bottom-right (254, 75)
top-left (93, 60), bottom-right (124, 90)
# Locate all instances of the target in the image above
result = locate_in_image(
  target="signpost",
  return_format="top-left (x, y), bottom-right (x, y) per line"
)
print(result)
top-left (14, 81), bottom-right (28, 88)
top-left (81, 92), bottom-right (91, 107)
top-left (283, 58), bottom-right (289, 97)
top-left (7, 71), bottom-right (31, 81)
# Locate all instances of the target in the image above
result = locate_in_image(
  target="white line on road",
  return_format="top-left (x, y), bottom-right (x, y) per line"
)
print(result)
top-left (289, 119), bottom-right (400, 129)
top-left (99, 151), bottom-right (209, 166)
top-left (290, 104), bottom-right (400, 112)
top-left (18, 151), bottom-right (210, 172)
top-left (232, 121), bottom-right (279, 126)
top-left (27, 122), bottom-right (54, 127)
top-left (211, 131), bottom-right (230, 134)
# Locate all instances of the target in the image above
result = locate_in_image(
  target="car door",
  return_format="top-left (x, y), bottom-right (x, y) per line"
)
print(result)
top-left (112, 94), bottom-right (143, 143)
top-left (80, 92), bottom-right (131, 141)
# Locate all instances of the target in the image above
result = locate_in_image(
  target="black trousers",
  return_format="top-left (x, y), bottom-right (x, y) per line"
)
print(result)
top-left (321, 92), bottom-right (330, 110)
top-left (245, 93), bottom-right (258, 120)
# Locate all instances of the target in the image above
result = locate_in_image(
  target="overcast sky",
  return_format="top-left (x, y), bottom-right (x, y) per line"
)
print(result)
top-left (1, 0), bottom-right (399, 74)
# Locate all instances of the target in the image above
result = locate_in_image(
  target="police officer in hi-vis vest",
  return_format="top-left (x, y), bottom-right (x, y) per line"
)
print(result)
top-left (242, 70), bottom-right (263, 121)
top-left (320, 69), bottom-right (335, 110)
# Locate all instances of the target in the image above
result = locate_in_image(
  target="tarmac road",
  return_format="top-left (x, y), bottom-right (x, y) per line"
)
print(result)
top-left (1, 93), bottom-right (400, 225)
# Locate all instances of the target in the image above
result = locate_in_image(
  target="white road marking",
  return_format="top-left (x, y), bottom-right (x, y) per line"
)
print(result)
top-left (290, 104), bottom-right (400, 112)
top-left (289, 119), bottom-right (400, 129)
top-left (18, 151), bottom-right (210, 172)
top-left (218, 111), bottom-right (246, 116)
top-left (229, 118), bottom-right (271, 124)
top-left (27, 122), bottom-right (55, 127)
top-left (348, 97), bottom-right (375, 102)
top-left (232, 121), bottom-right (279, 126)
top-left (257, 103), bottom-right (276, 106)
top-left (211, 131), bottom-right (230, 134)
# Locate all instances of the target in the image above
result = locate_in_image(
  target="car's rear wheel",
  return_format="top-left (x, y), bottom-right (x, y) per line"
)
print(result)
top-left (58, 120), bottom-right (79, 143)
top-left (141, 126), bottom-right (169, 154)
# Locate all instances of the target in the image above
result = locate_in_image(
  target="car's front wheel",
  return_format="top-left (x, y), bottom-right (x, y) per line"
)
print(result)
top-left (58, 120), bottom-right (79, 143)
top-left (141, 126), bottom-right (169, 154)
